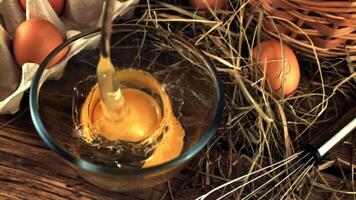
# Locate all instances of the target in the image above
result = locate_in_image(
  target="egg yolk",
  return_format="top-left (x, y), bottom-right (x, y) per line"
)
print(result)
top-left (80, 69), bottom-right (185, 168)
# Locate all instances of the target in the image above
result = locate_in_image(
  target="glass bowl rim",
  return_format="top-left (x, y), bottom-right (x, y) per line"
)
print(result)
top-left (29, 24), bottom-right (224, 175)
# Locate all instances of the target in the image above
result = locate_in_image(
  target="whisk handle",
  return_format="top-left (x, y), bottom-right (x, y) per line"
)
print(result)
top-left (308, 106), bottom-right (356, 160)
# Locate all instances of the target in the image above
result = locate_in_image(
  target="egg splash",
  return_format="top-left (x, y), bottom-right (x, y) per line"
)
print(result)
top-left (20, 0), bottom-right (65, 15)
top-left (13, 18), bottom-right (68, 68)
top-left (252, 40), bottom-right (300, 97)
top-left (80, 68), bottom-right (185, 168)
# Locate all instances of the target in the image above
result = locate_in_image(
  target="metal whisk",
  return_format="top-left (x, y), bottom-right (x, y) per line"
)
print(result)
top-left (197, 106), bottom-right (356, 200)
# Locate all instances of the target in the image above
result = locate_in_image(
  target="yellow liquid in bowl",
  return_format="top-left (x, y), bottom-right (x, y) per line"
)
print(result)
top-left (80, 69), bottom-right (185, 168)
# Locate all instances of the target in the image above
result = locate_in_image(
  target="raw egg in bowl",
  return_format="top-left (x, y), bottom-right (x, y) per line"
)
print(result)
top-left (29, 24), bottom-right (224, 191)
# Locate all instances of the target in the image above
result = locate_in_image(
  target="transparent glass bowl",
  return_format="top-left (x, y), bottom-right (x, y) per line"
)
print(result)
top-left (29, 24), bottom-right (224, 191)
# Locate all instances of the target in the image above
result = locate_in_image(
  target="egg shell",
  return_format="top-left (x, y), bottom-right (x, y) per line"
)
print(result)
top-left (20, 0), bottom-right (65, 15)
top-left (13, 18), bottom-right (69, 68)
top-left (189, 0), bottom-right (226, 10)
top-left (252, 40), bottom-right (300, 97)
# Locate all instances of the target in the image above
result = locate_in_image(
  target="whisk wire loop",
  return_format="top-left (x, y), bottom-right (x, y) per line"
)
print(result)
top-left (196, 152), bottom-right (303, 200)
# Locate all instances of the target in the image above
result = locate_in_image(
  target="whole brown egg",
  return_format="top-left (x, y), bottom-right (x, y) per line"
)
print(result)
top-left (252, 40), bottom-right (300, 97)
top-left (13, 18), bottom-right (68, 68)
top-left (189, 0), bottom-right (226, 10)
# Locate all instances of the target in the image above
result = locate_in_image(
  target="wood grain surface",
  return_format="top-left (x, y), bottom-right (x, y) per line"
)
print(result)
top-left (0, 96), bottom-right (355, 200)
top-left (0, 98), bottom-right (198, 200)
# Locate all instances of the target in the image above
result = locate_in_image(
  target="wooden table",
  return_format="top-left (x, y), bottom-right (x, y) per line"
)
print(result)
top-left (1, 95), bottom-right (355, 200)
top-left (0, 96), bottom-right (201, 200)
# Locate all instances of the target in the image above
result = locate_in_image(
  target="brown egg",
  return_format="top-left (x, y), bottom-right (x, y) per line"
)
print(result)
top-left (252, 40), bottom-right (300, 97)
top-left (20, 0), bottom-right (65, 15)
top-left (189, 0), bottom-right (226, 10)
top-left (13, 18), bottom-right (68, 68)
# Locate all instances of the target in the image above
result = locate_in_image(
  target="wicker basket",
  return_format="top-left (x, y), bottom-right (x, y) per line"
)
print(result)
top-left (249, 0), bottom-right (356, 59)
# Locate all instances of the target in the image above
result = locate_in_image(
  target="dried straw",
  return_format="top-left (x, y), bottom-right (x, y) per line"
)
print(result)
top-left (0, 0), bottom-right (354, 199)
top-left (129, 0), bottom-right (356, 199)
